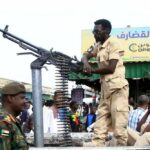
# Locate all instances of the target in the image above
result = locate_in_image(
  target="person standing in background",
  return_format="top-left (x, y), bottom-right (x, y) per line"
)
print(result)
top-left (68, 101), bottom-right (81, 132)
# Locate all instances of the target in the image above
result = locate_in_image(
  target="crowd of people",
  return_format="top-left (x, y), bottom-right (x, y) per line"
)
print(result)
top-left (37, 94), bottom-right (149, 147)
top-left (0, 80), bottom-right (150, 149)
top-left (19, 96), bottom-right (98, 134)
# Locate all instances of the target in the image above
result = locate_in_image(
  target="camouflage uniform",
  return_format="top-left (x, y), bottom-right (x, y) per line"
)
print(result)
top-left (0, 108), bottom-right (29, 150)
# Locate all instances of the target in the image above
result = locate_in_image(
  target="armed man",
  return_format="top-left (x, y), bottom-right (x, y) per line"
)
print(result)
top-left (0, 82), bottom-right (29, 149)
top-left (82, 19), bottom-right (129, 146)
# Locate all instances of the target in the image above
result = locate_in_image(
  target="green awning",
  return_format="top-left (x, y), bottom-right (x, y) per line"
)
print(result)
top-left (69, 71), bottom-right (100, 82)
top-left (69, 62), bottom-right (150, 82)
top-left (125, 62), bottom-right (150, 78)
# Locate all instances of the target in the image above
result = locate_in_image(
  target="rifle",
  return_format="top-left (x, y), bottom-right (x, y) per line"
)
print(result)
top-left (0, 25), bottom-right (83, 71)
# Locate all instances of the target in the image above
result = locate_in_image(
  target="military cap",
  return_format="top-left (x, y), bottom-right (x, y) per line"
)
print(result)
top-left (1, 82), bottom-right (26, 95)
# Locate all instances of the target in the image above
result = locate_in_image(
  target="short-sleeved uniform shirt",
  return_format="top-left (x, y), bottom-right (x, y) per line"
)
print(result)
top-left (86, 37), bottom-right (128, 96)
top-left (0, 108), bottom-right (28, 150)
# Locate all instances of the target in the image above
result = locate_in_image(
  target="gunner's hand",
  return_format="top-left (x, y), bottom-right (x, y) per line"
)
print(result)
top-left (83, 63), bottom-right (92, 74)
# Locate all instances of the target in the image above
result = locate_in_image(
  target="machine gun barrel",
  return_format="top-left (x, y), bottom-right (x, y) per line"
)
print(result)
top-left (0, 26), bottom-right (41, 53)
top-left (0, 25), bottom-right (82, 70)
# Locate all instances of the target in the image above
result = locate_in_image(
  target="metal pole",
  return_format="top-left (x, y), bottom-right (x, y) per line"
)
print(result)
top-left (32, 69), bottom-right (44, 147)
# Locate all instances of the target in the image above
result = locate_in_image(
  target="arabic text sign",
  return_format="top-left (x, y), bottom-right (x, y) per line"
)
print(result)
top-left (81, 27), bottom-right (150, 62)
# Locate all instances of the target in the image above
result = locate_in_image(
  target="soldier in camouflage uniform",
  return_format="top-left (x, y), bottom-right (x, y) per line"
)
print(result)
top-left (0, 82), bottom-right (29, 150)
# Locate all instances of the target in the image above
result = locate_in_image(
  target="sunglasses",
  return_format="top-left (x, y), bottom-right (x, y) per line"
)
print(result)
top-left (92, 29), bottom-right (103, 35)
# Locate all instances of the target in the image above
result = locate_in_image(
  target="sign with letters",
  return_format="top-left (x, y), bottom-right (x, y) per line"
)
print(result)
top-left (81, 27), bottom-right (150, 62)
